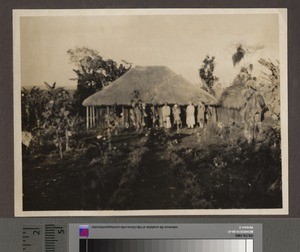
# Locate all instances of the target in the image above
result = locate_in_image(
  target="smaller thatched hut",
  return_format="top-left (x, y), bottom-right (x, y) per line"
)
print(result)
top-left (218, 83), bottom-right (248, 125)
top-left (82, 66), bottom-right (217, 129)
top-left (218, 80), bottom-right (267, 140)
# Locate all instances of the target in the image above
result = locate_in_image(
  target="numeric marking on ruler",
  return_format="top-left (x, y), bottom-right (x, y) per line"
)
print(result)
top-left (22, 225), bottom-right (43, 252)
top-left (45, 224), bottom-right (67, 252)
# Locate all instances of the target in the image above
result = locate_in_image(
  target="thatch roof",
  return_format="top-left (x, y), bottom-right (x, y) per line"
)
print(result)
top-left (220, 81), bottom-right (265, 110)
top-left (82, 66), bottom-right (217, 106)
top-left (220, 83), bottom-right (250, 110)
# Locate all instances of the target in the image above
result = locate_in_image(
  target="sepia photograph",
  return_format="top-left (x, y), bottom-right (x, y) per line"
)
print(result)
top-left (14, 9), bottom-right (288, 216)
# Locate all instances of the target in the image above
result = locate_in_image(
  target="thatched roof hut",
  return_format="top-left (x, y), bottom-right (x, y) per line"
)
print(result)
top-left (220, 81), bottom-right (266, 111)
top-left (220, 83), bottom-right (252, 110)
top-left (82, 66), bottom-right (217, 106)
top-left (218, 80), bottom-right (267, 127)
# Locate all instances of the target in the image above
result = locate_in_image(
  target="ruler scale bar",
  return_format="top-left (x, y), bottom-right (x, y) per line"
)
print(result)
top-left (45, 224), bottom-right (67, 252)
top-left (22, 225), bottom-right (43, 252)
top-left (21, 223), bottom-right (261, 252)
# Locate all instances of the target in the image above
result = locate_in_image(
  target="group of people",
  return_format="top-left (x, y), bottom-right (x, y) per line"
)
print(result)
top-left (129, 101), bottom-right (152, 131)
top-left (128, 100), bottom-right (213, 132)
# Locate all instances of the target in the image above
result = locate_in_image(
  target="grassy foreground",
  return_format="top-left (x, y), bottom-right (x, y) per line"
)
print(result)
top-left (23, 125), bottom-right (282, 211)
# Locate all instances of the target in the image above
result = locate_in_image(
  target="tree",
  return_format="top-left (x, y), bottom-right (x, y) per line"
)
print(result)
top-left (67, 47), bottom-right (132, 115)
top-left (258, 58), bottom-right (280, 123)
top-left (199, 55), bottom-right (217, 95)
top-left (232, 66), bottom-right (252, 85)
top-left (21, 81), bottom-right (85, 158)
top-left (232, 45), bottom-right (245, 66)
top-left (41, 84), bottom-right (79, 158)
top-left (21, 86), bottom-right (49, 131)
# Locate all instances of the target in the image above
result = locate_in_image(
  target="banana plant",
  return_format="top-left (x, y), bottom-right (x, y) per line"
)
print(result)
top-left (21, 86), bottom-right (49, 131)
top-left (41, 84), bottom-right (75, 158)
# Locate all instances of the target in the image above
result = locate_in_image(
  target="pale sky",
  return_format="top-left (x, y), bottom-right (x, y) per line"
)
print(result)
top-left (20, 13), bottom-right (279, 88)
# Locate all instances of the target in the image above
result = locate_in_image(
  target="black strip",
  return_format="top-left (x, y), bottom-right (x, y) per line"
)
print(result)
top-left (80, 239), bottom-right (87, 252)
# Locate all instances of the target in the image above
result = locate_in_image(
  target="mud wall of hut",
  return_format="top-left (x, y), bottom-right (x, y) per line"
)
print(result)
top-left (86, 105), bottom-right (244, 129)
top-left (215, 107), bottom-right (243, 126)
top-left (86, 106), bottom-right (134, 129)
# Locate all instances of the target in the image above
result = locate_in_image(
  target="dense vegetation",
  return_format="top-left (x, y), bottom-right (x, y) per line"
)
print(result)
top-left (23, 124), bottom-right (281, 210)
top-left (22, 50), bottom-right (282, 211)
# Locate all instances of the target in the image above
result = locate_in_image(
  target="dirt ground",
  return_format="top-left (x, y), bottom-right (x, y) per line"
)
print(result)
top-left (23, 127), bottom-right (282, 211)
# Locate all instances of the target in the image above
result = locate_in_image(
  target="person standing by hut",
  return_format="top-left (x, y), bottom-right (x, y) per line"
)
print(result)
top-left (186, 101), bottom-right (195, 129)
top-left (135, 100), bottom-right (144, 131)
top-left (197, 101), bottom-right (205, 128)
top-left (142, 102), bottom-right (151, 129)
top-left (205, 105), bottom-right (213, 124)
top-left (172, 103), bottom-right (182, 132)
top-left (130, 101), bottom-right (137, 128)
top-left (150, 104), bottom-right (160, 128)
top-left (162, 102), bottom-right (171, 129)
top-left (105, 110), bottom-right (119, 137)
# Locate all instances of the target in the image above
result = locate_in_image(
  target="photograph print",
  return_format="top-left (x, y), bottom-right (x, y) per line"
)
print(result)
top-left (14, 9), bottom-right (288, 216)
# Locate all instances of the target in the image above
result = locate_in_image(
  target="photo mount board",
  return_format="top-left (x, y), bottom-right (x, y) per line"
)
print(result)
top-left (13, 8), bottom-right (288, 217)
